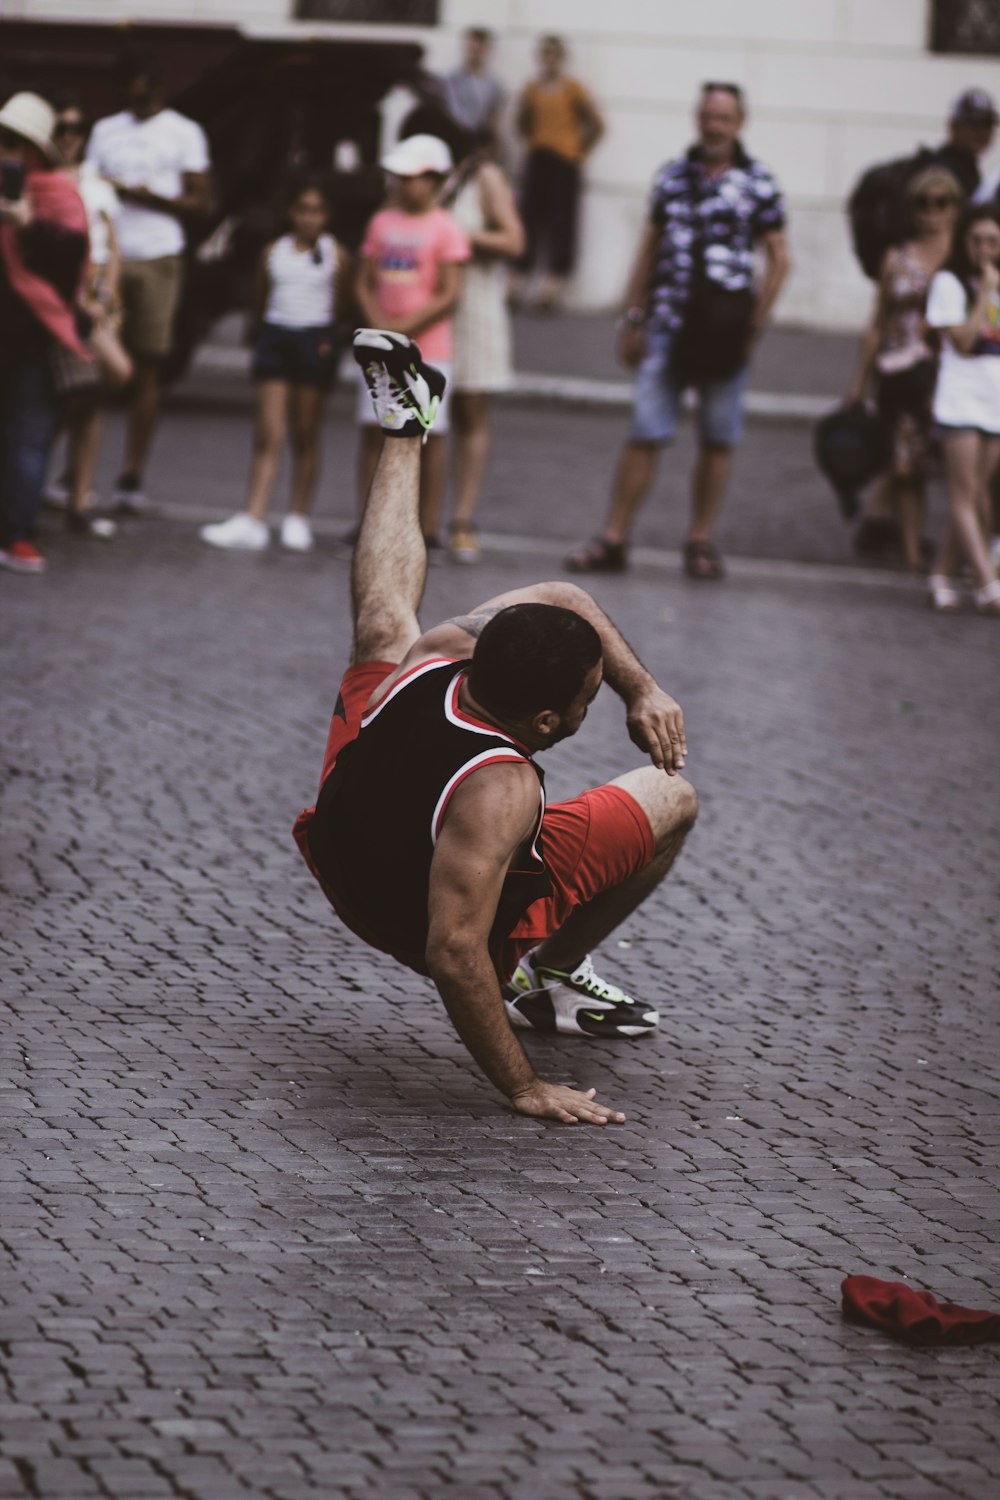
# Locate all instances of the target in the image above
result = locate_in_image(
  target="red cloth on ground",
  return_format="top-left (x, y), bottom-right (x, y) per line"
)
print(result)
top-left (0, 169), bottom-right (90, 356)
top-left (842, 1275), bottom-right (1000, 1346)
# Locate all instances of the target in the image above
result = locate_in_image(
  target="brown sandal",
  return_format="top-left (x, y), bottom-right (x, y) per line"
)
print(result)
top-left (683, 539), bottom-right (725, 580)
top-left (565, 536), bottom-right (628, 574)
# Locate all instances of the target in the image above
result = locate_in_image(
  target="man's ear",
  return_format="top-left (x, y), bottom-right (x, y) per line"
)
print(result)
top-left (531, 708), bottom-right (561, 742)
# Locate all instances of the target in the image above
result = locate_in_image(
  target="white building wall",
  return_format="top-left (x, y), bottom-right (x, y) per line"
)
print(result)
top-left (10, 0), bottom-right (1000, 328)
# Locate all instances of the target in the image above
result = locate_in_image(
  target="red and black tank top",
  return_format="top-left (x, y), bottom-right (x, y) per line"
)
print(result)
top-left (307, 658), bottom-right (550, 971)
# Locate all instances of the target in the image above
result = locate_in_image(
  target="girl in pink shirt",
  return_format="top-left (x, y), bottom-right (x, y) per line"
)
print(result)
top-left (355, 134), bottom-right (470, 547)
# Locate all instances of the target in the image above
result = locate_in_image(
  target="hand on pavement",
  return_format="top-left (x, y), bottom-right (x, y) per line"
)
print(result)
top-left (510, 1081), bottom-right (626, 1125)
top-left (626, 686), bottom-right (687, 774)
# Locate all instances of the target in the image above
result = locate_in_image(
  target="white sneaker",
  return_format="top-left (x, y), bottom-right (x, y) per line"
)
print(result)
top-left (200, 513), bottom-right (269, 551)
top-left (280, 513), bottom-right (314, 552)
top-left (503, 950), bottom-right (659, 1037)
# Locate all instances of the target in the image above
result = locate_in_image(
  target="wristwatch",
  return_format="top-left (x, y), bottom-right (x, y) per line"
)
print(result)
top-left (618, 306), bottom-right (646, 329)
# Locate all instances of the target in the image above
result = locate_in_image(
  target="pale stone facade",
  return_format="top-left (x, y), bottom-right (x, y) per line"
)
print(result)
top-left (9, 0), bottom-right (1000, 327)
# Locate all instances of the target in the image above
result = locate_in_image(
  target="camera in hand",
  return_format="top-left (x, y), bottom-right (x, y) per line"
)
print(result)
top-left (0, 160), bottom-right (25, 201)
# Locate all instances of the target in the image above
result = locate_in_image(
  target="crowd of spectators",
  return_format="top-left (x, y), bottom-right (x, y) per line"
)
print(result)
top-left (0, 31), bottom-right (997, 615)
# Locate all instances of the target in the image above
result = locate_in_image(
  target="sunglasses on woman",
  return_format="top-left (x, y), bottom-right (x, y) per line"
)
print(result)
top-left (55, 120), bottom-right (87, 137)
top-left (913, 195), bottom-right (955, 210)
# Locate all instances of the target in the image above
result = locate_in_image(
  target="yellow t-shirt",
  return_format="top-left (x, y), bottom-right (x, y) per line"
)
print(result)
top-left (521, 78), bottom-right (593, 164)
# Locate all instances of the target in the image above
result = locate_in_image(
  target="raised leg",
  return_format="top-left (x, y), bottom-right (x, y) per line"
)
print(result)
top-left (533, 768), bottom-right (697, 971)
top-left (351, 436), bottom-right (427, 664)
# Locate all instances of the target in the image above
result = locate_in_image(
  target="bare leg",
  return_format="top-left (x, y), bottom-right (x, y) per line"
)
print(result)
top-left (245, 382), bottom-right (288, 522)
top-left (860, 474), bottom-right (895, 523)
top-left (893, 476), bottom-right (926, 573)
top-left (450, 391), bottom-right (490, 531)
top-left (120, 356), bottom-right (162, 483)
top-left (688, 441), bottom-right (733, 543)
top-left (418, 432), bottom-right (448, 540)
top-left (603, 441), bottom-right (662, 545)
top-left (935, 430), bottom-right (997, 590)
top-left (356, 426), bottom-right (382, 520)
top-left (66, 398), bottom-right (103, 515)
top-left (534, 768), bottom-right (697, 971)
top-left (351, 437), bottom-right (427, 664)
top-left (288, 384), bottom-right (326, 517)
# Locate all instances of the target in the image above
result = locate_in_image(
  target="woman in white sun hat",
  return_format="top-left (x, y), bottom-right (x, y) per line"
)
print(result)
top-left (0, 91), bottom-right (91, 575)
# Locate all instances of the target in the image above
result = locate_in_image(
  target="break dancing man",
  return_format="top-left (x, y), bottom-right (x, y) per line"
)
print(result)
top-left (294, 330), bottom-right (697, 1125)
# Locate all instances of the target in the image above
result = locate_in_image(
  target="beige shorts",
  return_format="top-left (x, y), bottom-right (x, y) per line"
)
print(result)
top-left (119, 255), bottom-right (183, 358)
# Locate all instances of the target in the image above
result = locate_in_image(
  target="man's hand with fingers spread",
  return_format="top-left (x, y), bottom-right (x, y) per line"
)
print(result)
top-left (510, 1081), bottom-right (626, 1125)
top-left (626, 685), bottom-right (687, 774)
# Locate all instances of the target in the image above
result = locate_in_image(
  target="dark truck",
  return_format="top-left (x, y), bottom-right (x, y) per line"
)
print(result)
top-left (0, 18), bottom-right (434, 377)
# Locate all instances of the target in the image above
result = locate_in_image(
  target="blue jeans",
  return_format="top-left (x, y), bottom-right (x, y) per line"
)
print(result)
top-left (0, 356), bottom-right (57, 546)
top-left (629, 327), bottom-right (749, 447)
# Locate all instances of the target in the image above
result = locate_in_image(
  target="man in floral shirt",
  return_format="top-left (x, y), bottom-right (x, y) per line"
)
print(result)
top-left (568, 84), bottom-right (790, 580)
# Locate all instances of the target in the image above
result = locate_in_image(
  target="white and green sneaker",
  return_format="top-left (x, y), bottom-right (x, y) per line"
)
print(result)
top-left (503, 950), bottom-right (658, 1037)
top-left (352, 329), bottom-right (446, 441)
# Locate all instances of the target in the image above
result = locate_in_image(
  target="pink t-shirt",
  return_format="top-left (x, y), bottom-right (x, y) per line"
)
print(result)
top-left (362, 206), bottom-right (470, 362)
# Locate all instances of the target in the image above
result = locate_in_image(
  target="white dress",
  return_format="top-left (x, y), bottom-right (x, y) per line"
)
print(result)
top-left (450, 171), bottom-right (513, 394)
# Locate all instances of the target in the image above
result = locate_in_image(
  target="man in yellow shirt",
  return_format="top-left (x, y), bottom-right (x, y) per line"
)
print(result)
top-left (512, 36), bottom-right (604, 313)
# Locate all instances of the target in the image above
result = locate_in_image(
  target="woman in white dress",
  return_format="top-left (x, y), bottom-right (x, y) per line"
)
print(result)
top-left (925, 205), bottom-right (1000, 614)
top-left (400, 108), bottom-right (524, 562)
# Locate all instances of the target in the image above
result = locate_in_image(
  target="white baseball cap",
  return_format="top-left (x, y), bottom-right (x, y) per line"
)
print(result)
top-left (0, 91), bottom-right (59, 163)
top-left (381, 133), bottom-right (453, 178)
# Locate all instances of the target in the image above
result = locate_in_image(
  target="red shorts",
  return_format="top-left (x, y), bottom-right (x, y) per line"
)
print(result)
top-left (293, 662), bottom-right (656, 979)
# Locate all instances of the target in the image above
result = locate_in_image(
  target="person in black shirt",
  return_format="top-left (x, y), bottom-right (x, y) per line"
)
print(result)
top-left (295, 330), bottom-right (698, 1126)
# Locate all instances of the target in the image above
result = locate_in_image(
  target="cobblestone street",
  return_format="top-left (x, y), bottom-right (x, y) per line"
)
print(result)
top-left (2, 394), bottom-right (999, 1498)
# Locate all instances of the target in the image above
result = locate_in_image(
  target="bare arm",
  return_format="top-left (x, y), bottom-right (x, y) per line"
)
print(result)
top-left (425, 767), bottom-right (626, 1124)
top-left (847, 252), bottom-right (892, 403)
top-left (333, 243), bottom-right (353, 324)
top-left (944, 264), bottom-right (1000, 353)
top-left (392, 259), bottom-right (465, 338)
top-left (750, 227), bottom-right (791, 340)
top-left (112, 168), bottom-right (212, 227)
top-left (616, 220), bottom-right (660, 370)
top-left (469, 163), bottom-right (525, 261)
top-left (576, 93), bottom-right (605, 158)
top-left (354, 254), bottom-right (383, 328)
top-left (248, 245), bottom-right (271, 334)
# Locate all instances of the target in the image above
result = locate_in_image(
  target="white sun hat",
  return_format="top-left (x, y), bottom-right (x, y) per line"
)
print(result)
top-left (0, 91), bottom-right (59, 163)
top-left (381, 133), bottom-right (453, 178)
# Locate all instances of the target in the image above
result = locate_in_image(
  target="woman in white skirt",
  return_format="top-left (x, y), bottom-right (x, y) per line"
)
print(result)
top-left (427, 115), bottom-right (524, 561)
top-left (925, 205), bottom-right (1000, 614)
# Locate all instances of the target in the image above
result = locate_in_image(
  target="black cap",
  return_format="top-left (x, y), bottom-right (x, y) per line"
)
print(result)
top-left (951, 88), bottom-right (999, 125)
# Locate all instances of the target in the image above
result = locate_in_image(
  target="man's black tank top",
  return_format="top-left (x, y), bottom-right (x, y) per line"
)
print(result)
top-left (307, 658), bottom-right (550, 971)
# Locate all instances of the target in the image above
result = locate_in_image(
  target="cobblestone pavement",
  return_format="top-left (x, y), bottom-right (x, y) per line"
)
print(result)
top-left (3, 435), bottom-right (1000, 1500)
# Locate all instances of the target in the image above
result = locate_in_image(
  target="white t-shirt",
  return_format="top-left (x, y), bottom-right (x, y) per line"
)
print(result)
top-left (86, 108), bottom-right (210, 261)
top-left (264, 234), bottom-right (337, 327)
top-left (77, 161), bottom-right (120, 267)
top-left (926, 269), bottom-right (1000, 434)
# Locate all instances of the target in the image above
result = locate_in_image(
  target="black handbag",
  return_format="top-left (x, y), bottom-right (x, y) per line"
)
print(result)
top-left (671, 244), bottom-right (755, 384)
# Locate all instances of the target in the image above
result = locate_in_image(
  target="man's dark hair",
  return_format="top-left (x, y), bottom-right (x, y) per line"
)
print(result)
top-left (946, 203), bottom-right (1000, 305)
top-left (119, 52), bottom-right (163, 91)
top-left (468, 604), bottom-right (602, 721)
top-left (467, 27), bottom-right (491, 44)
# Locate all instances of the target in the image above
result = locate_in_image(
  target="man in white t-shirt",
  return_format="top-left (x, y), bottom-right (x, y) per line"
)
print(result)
top-left (87, 57), bottom-right (211, 512)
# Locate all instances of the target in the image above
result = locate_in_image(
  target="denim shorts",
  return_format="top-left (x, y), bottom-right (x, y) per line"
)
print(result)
top-left (629, 327), bottom-right (749, 447)
top-left (252, 323), bottom-right (339, 389)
